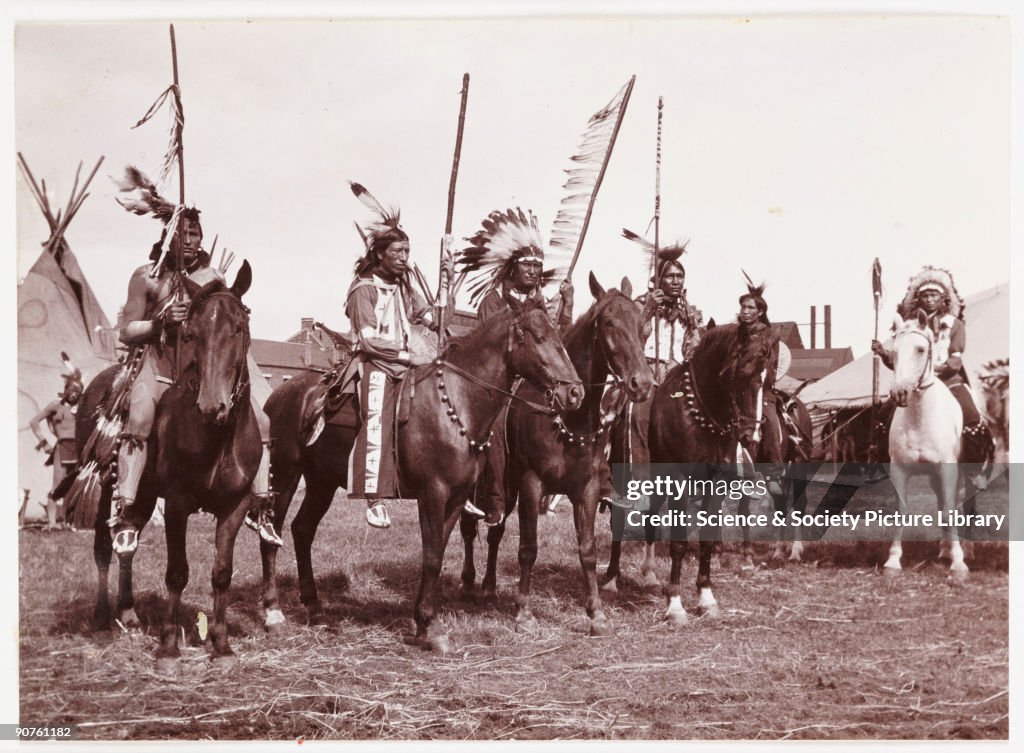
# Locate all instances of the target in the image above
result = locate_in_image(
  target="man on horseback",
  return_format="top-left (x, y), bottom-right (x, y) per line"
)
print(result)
top-left (456, 208), bottom-right (574, 525)
top-left (736, 278), bottom-right (786, 496)
top-left (607, 233), bottom-right (703, 507)
top-left (871, 266), bottom-right (994, 486)
top-left (29, 355), bottom-right (84, 530)
top-left (345, 183), bottom-right (453, 529)
top-left (107, 171), bottom-right (280, 553)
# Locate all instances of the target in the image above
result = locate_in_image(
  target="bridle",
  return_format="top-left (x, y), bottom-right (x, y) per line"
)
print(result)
top-left (426, 315), bottom-right (575, 452)
top-left (893, 327), bottom-right (935, 392)
top-left (181, 290), bottom-right (251, 415)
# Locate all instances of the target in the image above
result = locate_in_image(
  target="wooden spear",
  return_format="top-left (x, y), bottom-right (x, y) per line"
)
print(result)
top-left (437, 73), bottom-right (470, 347)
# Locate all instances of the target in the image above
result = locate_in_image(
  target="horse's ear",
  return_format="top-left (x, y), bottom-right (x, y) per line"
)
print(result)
top-left (230, 259), bottom-right (252, 299)
top-left (915, 309), bottom-right (928, 329)
top-left (707, 317), bottom-right (717, 330)
top-left (620, 276), bottom-right (632, 299)
top-left (588, 271), bottom-right (605, 300)
top-left (506, 294), bottom-right (525, 315)
top-left (183, 275), bottom-right (203, 300)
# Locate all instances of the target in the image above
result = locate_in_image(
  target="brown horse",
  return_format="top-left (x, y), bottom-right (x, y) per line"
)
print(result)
top-left (68, 263), bottom-right (259, 672)
top-left (259, 296), bottom-right (582, 652)
top-left (458, 273), bottom-right (654, 635)
top-left (150, 263), bottom-right (263, 671)
top-left (646, 321), bottom-right (775, 625)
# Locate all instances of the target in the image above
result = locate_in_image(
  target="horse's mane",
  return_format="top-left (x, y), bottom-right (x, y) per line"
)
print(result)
top-left (562, 289), bottom-right (631, 346)
top-left (691, 322), bottom-right (773, 383)
top-left (186, 279), bottom-right (248, 318)
top-left (443, 296), bottom-right (548, 357)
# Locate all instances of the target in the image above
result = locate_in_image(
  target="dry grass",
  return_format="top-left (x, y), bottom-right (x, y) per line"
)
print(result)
top-left (19, 478), bottom-right (1008, 741)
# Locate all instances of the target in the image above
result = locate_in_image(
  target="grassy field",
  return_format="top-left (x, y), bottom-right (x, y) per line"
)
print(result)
top-left (19, 477), bottom-right (1008, 741)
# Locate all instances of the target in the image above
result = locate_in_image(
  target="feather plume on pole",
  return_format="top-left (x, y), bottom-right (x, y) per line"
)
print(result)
top-left (549, 76), bottom-right (635, 280)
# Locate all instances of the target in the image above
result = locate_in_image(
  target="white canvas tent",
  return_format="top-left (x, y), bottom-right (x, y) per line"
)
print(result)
top-left (801, 283), bottom-right (1009, 410)
top-left (18, 156), bottom-right (116, 521)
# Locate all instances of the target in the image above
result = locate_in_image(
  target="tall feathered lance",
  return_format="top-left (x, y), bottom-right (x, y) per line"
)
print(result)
top-left (652, 96), bottom-right (664, 380)
top-left (438, 73), bottom-right (470, 348)
top-left (552, 75), bottom-right (636, 324)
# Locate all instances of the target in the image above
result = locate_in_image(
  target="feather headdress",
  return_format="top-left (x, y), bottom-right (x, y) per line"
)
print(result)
top-left (457, 208), bottom-right (563, 305)
top-left (59, 351), bottom-right (82, 393)
top-left (621, 228), bottom-right (689, 277)
top-left (899, 266), bottom-right (963, 319)
top-left (741, 269), bottom-right (766, 299)
top-left (349, 182), bottom-right (406, 253)
top-left (113, 166), bottom-right (177, 223)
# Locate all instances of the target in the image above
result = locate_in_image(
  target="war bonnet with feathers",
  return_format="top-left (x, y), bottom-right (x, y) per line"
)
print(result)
top-left (621, 228), bottom-right (689, 279)
top-left (899, 266), bottom-right (964, 319)
top-left (457, 208), bottom-right (566, 306)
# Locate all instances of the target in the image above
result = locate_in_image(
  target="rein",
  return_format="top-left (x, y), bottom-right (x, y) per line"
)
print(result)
top-left (895, 328), bottom-right (935, 392)
top-left (427, 315), bottom-right (571, 452)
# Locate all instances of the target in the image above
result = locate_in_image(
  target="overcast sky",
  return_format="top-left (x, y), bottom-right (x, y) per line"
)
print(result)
top-left (14, 15), bottom-right (1011, 354)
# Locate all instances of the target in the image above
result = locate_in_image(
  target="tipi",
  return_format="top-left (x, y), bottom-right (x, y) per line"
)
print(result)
top-left (17, 155), bottom-right (116, 521)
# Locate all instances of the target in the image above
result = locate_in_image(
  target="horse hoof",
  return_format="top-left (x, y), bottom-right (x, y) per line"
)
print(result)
top-left (590, 617), bottom-right (614, 637)
top-left (481, 588), bottom-right (498, 603)
top-left (211, 653), bottom-right (238, 671)
top-left (883, 566), bottom-right (902, 580)
top-left (697, 603), bottom-right (719, 619)
top-left (90, 613), bottom-right (111, 633)
top-left (949, 567), bottom-right (969, 585)
top-left (118, 609), bottom-right (141, 630)
top-left (740, 558), bottom-right (756, 576)
top-left (265, 608), bottom-right (287, 632)
top-left (599, 577), bottom-right (619, 597)
top-left (664, 608), bottom-right (689, 627)
top-left (428, 633), bottom-right (451, 655)
top-left (458, 585), bottom-right (477, 602)
top-left (155, 656), bottom-right (182, 676)
top-left (515, 613), bottom-right (538, 633)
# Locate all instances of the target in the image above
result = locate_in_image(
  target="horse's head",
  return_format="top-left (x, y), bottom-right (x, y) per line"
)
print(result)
top-left (708, 322), bottom-right (775, 441)
top-left (889, 311), bottom-right (935, 407)
top-left (181, 261), bottom-right (253, 426)
top-left (588, 272), bottom-right (654, 402)
top-left (506, 296), bottom-right (584, 411)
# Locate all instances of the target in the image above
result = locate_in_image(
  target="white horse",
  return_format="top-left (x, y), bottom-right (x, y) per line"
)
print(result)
top-left (884, 311), bottom-right (967, 581)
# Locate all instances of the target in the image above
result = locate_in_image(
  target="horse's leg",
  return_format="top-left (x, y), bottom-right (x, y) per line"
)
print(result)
top-left (290, 474), bottom-right (336, 622)
top-left (413, 481), bottom-right (457, 654)
top-left (640, 495), bottom-right (661, 595)
top-left (459, 511), bottom-right (478, 598)
top-left (601, 505), bottom-right (626, 594)
top-left (91, 500), bottom-right (113, 632)
top-left (739, 494), bottom-right (755, 573)
top-left (209, 503), bottom-right (247, 667)
top-left (156, 501), bottom-right (188, 675)
top-left (116, 488), bottom-right (156, 629)
top-left (664, 495), bottom-right (690, 626)
top-left (937, 464), bottom-right (968, 582)
top-left (261, 469), bottom-right (301, 631)
top-left (696, 494), bottom-right (721, 617)
top-left (883, 464), bottom-right (908, 577)
top-left (571, 475), bottom-right (612, 636)
top-left (513, 472), bottom-right (542, 632)
top-left (788, 477), bottom-right (810, 562)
